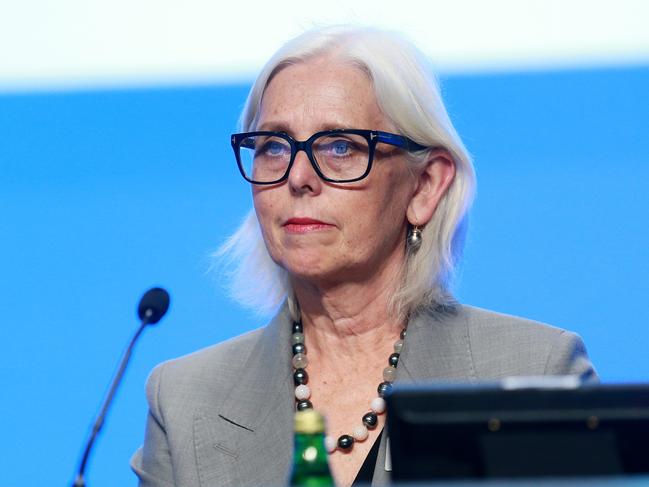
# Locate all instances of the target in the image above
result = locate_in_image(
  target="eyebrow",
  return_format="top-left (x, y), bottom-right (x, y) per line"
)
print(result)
top-left (256, 122), bottom-right (291, 133)
top-left (256, 122), bottom-right (359, 135)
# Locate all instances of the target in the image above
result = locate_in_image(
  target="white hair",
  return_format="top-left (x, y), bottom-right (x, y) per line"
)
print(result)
top-left (216, 25), bottom-right (476, 321)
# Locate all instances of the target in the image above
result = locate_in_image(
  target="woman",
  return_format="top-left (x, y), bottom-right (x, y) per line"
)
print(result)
top-left (132, 26), bottom-right (596, 487)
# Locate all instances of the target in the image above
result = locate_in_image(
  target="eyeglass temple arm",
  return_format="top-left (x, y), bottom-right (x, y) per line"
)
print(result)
top-left (375, 131), bottom-right (428, 152)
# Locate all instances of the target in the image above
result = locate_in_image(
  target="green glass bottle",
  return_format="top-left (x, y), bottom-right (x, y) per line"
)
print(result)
top-left (289, 410), bottom-right (335, 486)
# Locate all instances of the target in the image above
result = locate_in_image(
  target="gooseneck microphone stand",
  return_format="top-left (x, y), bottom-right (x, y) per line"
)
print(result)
top-left (72, 287), bottom-right (170, 487)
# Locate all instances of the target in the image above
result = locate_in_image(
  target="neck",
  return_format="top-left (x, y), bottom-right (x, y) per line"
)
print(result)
top-left (291, 253), bottom-right (406, 356)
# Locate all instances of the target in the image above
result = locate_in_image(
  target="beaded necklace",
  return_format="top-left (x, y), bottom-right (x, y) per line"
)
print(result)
top-left (290, 320), bottom-right (406, 453)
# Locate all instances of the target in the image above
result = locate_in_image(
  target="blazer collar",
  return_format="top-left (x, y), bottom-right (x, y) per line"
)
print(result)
top-left (217, 302), bottom-right (478, 428)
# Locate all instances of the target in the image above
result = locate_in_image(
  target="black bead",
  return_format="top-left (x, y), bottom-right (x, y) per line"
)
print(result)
top-left (377, 381), bottom-right (392, 397)
top-left (296, 400), bottom-right (313, 411)
top-left (292, 321), bottom-right (303, 333)
top-left (293, 368), bottom-right (308, 385)
top-left (337, 434), bottom-right (354, 451)
top-left (362, 412), bottom-right (378, 429)
top-left (292, 343), bottom-right (306, 355)
top-left (388, 353), bottom-right (400, 367)
top-left (400, 328), bottom-right (407, 339)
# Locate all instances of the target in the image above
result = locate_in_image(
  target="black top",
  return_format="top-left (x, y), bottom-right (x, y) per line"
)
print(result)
top-left (351, 430), bottom-right (383, 486)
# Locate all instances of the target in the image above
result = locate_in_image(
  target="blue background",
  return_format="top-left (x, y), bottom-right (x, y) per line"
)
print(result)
top-left (1, 65), bottom-right (648, 486)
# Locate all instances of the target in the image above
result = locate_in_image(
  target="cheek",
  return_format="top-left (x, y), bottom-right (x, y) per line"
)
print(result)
top-left (252, 192), bottom-right (281, 248)
top-left (356, 173), bottom-right (412, 238)
top-left (253, 188), bottom-right (277, 220)
top-left (338, 191), bottom-right (402, 248)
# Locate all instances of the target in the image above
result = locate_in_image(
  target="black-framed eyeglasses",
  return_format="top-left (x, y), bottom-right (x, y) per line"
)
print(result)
top-left (230, 129), bottom-right (428, 185)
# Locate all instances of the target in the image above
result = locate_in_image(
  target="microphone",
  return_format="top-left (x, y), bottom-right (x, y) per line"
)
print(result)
top-left (138, 287), bottom-right (171, 324)
top-left (72, 287), bottom-right (170, 487)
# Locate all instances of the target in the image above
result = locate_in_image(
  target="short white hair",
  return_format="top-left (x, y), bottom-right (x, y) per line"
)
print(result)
top-left (217, 25), bottom-right (476, 321)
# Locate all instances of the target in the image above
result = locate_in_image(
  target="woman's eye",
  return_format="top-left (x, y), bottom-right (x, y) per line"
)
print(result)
top-left (334, 142), bottom-right (350, 154)
top-left (325, 140), bottom-right (354, 156)
top-left (259, 140), bottom-right (288, 157)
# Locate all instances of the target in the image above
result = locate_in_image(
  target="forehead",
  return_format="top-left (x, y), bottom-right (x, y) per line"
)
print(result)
top-left (257, 56), bottom-right (390, 133)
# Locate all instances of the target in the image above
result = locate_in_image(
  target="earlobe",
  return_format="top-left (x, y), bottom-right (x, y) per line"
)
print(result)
top-left (406, 150), bottom-right (455, 226)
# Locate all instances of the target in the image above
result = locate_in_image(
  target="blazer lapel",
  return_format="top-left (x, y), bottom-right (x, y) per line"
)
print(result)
top-left (371, 305), bottom-right (477, 485)
top-left (193, 305), bottom-right (296, 487)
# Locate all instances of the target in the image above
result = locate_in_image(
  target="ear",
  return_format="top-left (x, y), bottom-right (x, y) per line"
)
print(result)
top-left (406, 149), bottom-right (456, 226)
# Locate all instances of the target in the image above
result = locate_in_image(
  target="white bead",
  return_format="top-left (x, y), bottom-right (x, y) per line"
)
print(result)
top-left (324, 436), bottom-right (337, 453)
top-left (352, 424), bottom-right (369, 441)
top-left (393, 339), bottom-right (404, 353)
top-left (371, 397), bottom-right (386, 414)
top-left (295, 384), bottom-right (311, 400)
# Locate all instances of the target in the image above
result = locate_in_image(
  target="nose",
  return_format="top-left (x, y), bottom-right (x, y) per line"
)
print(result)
top-left (287, 148), bottom-right (322, 195)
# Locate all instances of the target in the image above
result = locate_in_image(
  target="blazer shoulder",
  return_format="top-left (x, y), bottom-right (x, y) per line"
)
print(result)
top-left (144, 326), bottom-right (266, 414)
top-left (458, 305), bottom-right (595, 379)
top-left (154, 326), bottom-right (264, 380)
top-left (461, 305), bottom-right (565, 337)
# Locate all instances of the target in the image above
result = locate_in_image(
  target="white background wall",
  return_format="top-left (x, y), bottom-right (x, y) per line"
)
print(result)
top-left (1, 0), bottom-right (648, 90)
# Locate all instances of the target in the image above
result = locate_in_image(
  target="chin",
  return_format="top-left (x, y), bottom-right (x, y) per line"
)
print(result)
top-left (284, 260), bottom-right (330, 280)
top-left (282, 256), bottom-right (343, 283)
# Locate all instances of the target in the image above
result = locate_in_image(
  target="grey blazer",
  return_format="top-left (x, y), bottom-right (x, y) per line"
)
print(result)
top-left (131, 304), bottom-right (596, 486)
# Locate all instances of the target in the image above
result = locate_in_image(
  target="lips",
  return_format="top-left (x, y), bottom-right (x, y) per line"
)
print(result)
top-left (283, 217), bottom-right (333, 234)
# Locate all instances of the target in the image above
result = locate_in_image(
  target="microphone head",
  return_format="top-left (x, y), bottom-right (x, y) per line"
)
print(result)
top-left (138, 287), bottom-right (170, 324)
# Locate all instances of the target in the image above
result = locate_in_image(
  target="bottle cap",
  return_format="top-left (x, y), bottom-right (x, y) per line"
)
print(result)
top-left (294, 410), bottom-right (325, 434)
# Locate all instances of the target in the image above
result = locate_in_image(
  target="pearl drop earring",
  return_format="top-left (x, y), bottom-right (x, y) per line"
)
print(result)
top-left (407, 225), bottom-right (422, 252)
